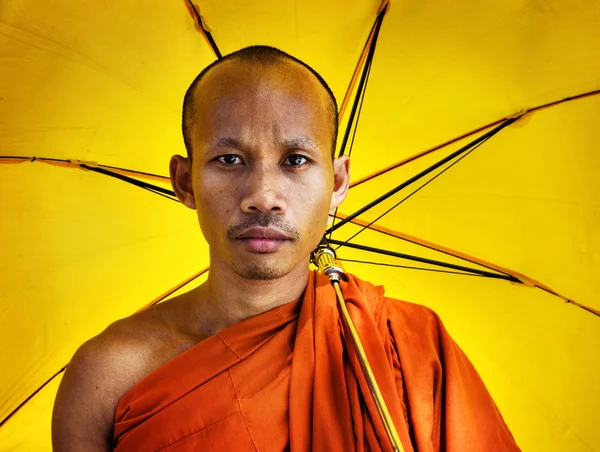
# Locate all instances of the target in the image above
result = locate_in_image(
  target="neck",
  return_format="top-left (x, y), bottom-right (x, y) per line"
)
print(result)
top-left (192, 258), bottom-right (310, 337)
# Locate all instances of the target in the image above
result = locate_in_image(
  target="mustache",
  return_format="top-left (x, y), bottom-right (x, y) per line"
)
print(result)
top-left (227, 214), bottom-right (300, 240)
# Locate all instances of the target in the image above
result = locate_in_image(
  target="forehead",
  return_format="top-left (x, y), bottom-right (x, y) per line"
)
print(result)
top-left (195, 58), bottom-right (329, 110)
top-left (188, 60), bottom-right (333, 148)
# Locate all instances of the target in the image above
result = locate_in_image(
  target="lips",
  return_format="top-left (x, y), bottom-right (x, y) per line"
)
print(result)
top-left (236, 227), bottom-right (292, 253)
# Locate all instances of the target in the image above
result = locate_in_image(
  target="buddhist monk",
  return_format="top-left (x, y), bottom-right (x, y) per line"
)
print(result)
top-left (52, 45), bottom-right (520, 451)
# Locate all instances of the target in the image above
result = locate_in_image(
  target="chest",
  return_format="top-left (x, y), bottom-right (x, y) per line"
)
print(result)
top-left (113, 327), bottom-right (293, 451)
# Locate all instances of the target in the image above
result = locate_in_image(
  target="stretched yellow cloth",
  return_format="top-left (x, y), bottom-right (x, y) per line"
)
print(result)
top-left (113, 271), bottom-right (520, 451)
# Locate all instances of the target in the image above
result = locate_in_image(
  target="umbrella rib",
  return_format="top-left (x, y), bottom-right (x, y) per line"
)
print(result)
top-left (337, 12), bottom-right (377, 122)
top-left (336, 216), bottom-right (501, 276)
top-left (1, 156), bottom-right (184, 202)
top-left (183, 0), bottom-right (222, 59)
top-left (537, 287), bottom-right (600, 317)
top-left (135, 267), bottom-right (209, 312)
top-left (326, 116), bottom-right (521, 235)
top-left (337, 257), bottom-right (482, 277)
top-left (86, 164), bottom-right (169, 183)
top-left (139, 185), bottom-right (180, 202)
top-left (334, 212), bottom-right (511, 277)
top-left (0, 156), bottom-right (181, 201)
top-left (330, 45), bottom-right (375, 241)
top-left (335, 135), bottom-right (490, 248)
top-left (332, 217), bottom-right (600, 317)
top-left (346, 59), bottom-right (373, 159)
top-left (80, 164), bottom-right (178, 199)
top-left (329, 238), bottom-right (517, 281)
top-left (0, 156), bottom-right (171, 183)
top-left (330, 2), bottom-right (389, 240)
top-left (0, 366), bottom-right (67, 429)
top-left (0, 268), bottom-right (210, 428)
top-left (338, 4), bottom-right (387, 157)
top-left (350, 88), bottom-right (600, 189)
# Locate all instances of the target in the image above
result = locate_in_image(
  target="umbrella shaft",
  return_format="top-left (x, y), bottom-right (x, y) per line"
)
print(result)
top-left (331, 281), bottom-right (405, 452)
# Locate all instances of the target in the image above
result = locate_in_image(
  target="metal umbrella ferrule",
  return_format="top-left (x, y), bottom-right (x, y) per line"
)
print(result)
top-left (311, 242), bottom-right (347, 282)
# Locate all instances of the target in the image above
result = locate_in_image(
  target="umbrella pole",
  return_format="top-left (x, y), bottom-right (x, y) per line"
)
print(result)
top-left (312, 242), bottom-right (405, 452)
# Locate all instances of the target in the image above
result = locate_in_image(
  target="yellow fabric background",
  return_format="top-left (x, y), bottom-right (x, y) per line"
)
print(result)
top-left (1, 0), bottom-right (599, 450)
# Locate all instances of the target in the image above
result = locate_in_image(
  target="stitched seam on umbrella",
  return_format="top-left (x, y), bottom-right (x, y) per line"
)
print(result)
top-left (228, 369), bottom-right (259, 452)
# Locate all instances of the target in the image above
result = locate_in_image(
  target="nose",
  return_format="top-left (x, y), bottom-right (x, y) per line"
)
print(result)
top-left (240, 165), bottom-right (287, 214)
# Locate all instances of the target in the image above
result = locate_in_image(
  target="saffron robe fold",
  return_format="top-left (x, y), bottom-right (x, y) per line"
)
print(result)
top-left (113, 271), bottom-right (520, 451)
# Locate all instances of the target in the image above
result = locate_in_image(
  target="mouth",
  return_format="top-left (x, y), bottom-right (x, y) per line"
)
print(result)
top-left (236, 227), bottom-right (293, 253)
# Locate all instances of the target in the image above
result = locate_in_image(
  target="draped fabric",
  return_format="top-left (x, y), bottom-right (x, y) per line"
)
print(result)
top-left (114, 271), bottom-right (519, 451)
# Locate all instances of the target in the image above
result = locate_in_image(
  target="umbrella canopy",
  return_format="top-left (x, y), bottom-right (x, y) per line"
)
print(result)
top-left (1, 0), bottom-right (599, 450)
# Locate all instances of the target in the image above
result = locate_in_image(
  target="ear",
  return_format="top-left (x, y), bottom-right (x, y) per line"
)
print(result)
top-left (330, 155), bottom-right (350, 212)
top-left (169, 154), bottom-right (197, 209)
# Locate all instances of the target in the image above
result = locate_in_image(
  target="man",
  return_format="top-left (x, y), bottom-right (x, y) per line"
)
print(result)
top-left (52, 46), bottom-right (520, 451)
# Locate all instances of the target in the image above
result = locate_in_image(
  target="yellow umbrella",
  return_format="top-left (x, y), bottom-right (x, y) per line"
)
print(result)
top-left (1, 1), bottom-right (599, 450)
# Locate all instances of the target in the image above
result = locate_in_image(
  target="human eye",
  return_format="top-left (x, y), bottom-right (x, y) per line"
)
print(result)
top-left (216, 154), bottom-right (243, 166)
top-left (284, 154), bottom-right (310, 168)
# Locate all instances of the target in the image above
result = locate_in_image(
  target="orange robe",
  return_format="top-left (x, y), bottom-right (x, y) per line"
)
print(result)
top-left (113, 271), bottom-right (520, 451)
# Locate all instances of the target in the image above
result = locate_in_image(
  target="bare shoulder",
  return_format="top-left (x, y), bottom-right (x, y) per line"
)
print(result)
top-left (52, 297), bottom-right (197, 451)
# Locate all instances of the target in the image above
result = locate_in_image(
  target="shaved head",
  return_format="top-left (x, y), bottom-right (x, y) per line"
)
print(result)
top-left (182, 45), bottom-right (338, 160)
top-left (170, 45), bottom-right (350, 283)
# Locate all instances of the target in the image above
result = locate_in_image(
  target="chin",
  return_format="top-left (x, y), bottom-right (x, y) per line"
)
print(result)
top-left (231, 251), bottom-right (307, 281)
top-left (234, 262), bottom-right (287, 281)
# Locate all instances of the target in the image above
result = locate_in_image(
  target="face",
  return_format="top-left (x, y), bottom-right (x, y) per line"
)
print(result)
top-left (171, 61), bottom-right (349, 280)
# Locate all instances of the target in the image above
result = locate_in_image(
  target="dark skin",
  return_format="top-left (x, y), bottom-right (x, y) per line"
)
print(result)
top-left (51, 59), bottom-right (350, 451)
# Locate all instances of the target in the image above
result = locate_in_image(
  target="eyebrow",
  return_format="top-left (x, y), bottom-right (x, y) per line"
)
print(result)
top-left (207, 136), bottom-right (321, 154)
top-left (207, 137), bottom-right (246, 153)
top-left (280, 137), bottom-right (320, 153)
